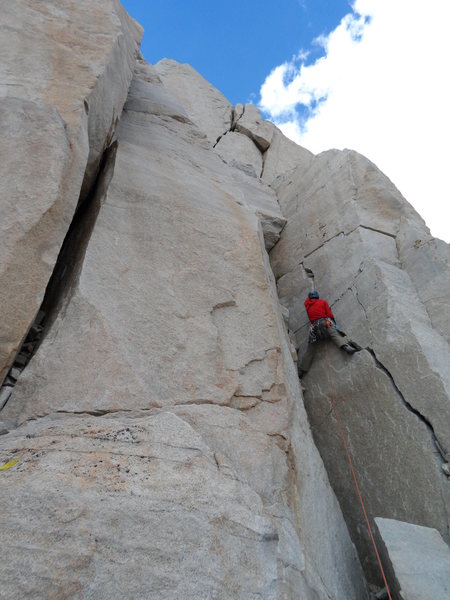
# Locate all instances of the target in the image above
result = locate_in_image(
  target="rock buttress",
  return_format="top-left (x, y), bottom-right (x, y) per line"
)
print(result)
top-left (0, 60), bottom-right (368, 599)
top-left (0, 0), bottom-right (142, 385)
top-left (270, 148), bottom-right (450, 581)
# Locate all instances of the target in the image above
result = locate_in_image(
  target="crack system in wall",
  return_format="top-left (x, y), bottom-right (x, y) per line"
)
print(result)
top-left (260, 149), bottom-right (268, 179)
top-left (366, 347), bottom-right (447, 465)
top-left (40, 141), bottom-right (118, 332)
top-left (0, 142), bottom-right (118, 416)
top-left (214, 104), bottom-right (273, 166)
top-left (213, 105), bottom-right (246, 148)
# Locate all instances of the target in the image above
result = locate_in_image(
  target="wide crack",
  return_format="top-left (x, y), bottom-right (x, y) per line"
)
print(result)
top-left (366, 347), bottom-right (447, 464)
top-left (0, 142), bottom-right (118, 415)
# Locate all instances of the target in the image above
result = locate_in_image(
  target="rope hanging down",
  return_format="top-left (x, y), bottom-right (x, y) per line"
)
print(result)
top-left (324, 343), bottom-right (393, 600)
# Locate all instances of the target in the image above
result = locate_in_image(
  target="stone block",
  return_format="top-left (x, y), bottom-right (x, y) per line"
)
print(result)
top-left (0, 0), bottom-right (142, 384)
top-left (375, 518), bottom-right (450, 600)
top-left (270, 143), bottom-right (450, 581)
top-left (234, 103), bottom-right (275, 152)
top-left (215, 130), bottom-right (263, 178)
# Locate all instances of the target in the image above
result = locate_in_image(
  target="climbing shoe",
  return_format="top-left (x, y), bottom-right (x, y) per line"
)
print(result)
top-left (341, 344), bottom-right (357, 354)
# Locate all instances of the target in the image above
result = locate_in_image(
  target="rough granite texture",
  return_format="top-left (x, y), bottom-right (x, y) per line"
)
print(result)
top-left (0, 0), bottom-right (142, 385)
top-left (155, 58), bottom-right (233, 144)
top-left (0, 56), bottom-right (368, 599)
top-left (215, 130), bottom-right (264, 179)
top-left (2, 2), bottom-right (449, 596)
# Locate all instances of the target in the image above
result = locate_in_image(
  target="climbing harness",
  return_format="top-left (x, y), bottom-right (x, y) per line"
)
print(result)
top-left (309, 318), bottom-right (334, 343)
top-left (324, 343), bottom-right (393, 600)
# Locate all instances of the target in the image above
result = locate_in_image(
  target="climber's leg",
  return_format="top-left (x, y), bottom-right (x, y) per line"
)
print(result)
top-left (298, 342), bottom-right (317, 376)
top-left (327, 327), bottom-right (357, 354)
top-left (328, 326), bottom-right (348, 348)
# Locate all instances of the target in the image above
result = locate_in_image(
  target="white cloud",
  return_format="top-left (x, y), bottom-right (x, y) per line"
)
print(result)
top-left (259, 0), bottom-right (450, 242)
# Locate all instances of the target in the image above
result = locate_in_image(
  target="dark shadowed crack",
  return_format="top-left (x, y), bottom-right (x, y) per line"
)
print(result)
top-left (359, 225), bottom-right (397, 240)
top-left (34, 141), bottom-right (118, 342)
top-left (303, 230), bottom-right (347, 259)
top-left (213, 130), bottom-right (228, 149)
top-left (302, 346), bottom-right (449, 463)
top-left (232, 104), bottom-right (245, 127)
top-left (366, 347), bottom-right (447, 464)
top-left (211, 299), bottom-right (236, 311)
top-left (280, 224), bottom-right (398, 279)
top-left (260, 148), bottom-right (268, 179)
top-left (214, 103), bottom-right (272, 160)
top-left (0, 142), bottom-right (118, 414)
top-left (213, 105), bottom-right (244, 148)
top-left (54, 408), bottom-right (134, 417)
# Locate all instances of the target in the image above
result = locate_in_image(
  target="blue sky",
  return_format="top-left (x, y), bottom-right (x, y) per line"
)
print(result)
top-left (121, 0), bottom-right (351, 105)
top-left (121, 1), bottom-right (450, 242)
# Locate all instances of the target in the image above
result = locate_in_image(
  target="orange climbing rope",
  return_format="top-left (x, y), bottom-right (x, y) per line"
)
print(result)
top-left (324, 343), bottom-right (393, 600)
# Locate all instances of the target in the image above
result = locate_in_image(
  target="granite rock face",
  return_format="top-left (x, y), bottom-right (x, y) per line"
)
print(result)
top-left (215, 130), bottom-right (264, 178)
top-left (154, 58), bottom-right (313, 188)
top-left (155, 58), bottom-right (233, 144)
top-left (270, 148), bottom-right (450, 579)
top-left (375, 518), bottom-right (450, 600)
top-left (0, 52), bottom-right (368, 599)
top-left (2, 1), bottom-right (449, 596)
top-left (0, 0), bottom-right (142, 385)
top-left (0, 412), bottom-right (287, 599)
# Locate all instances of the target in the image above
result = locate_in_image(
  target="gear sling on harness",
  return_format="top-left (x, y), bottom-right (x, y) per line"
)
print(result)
top-left (309, 318), bottom-right (333, 343)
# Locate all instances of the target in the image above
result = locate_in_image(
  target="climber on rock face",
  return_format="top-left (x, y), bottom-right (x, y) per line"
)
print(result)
top-left (298, 290), bottom-right (358, 379)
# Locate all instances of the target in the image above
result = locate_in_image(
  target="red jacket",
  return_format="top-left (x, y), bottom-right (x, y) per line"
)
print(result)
top-left (304, 297), bottom-right (335, 323)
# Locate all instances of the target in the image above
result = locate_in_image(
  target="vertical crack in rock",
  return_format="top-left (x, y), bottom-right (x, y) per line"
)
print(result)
top-left (0, 142), bottom-right (118, 412)
top-left (213, 129), bottom-right (228, 149)
top-left (366, 347), bottom-right (447, 464)
top-left (39, 140), bottom-right (118, 333)
top-left (0, 310), bottom-right (45, 410)
top-left (37, 140), bottom-right (118, 339)
top-left (352, 282), bottom-right (375, 342)
top-left (213, 106), bottom-right (241, 147)
top-left (231, 104), bottom-right (270, 154)
top-left (260, 150), bottom-right (267, 179)
top-left (232, 103), bottom-right (245, 128)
